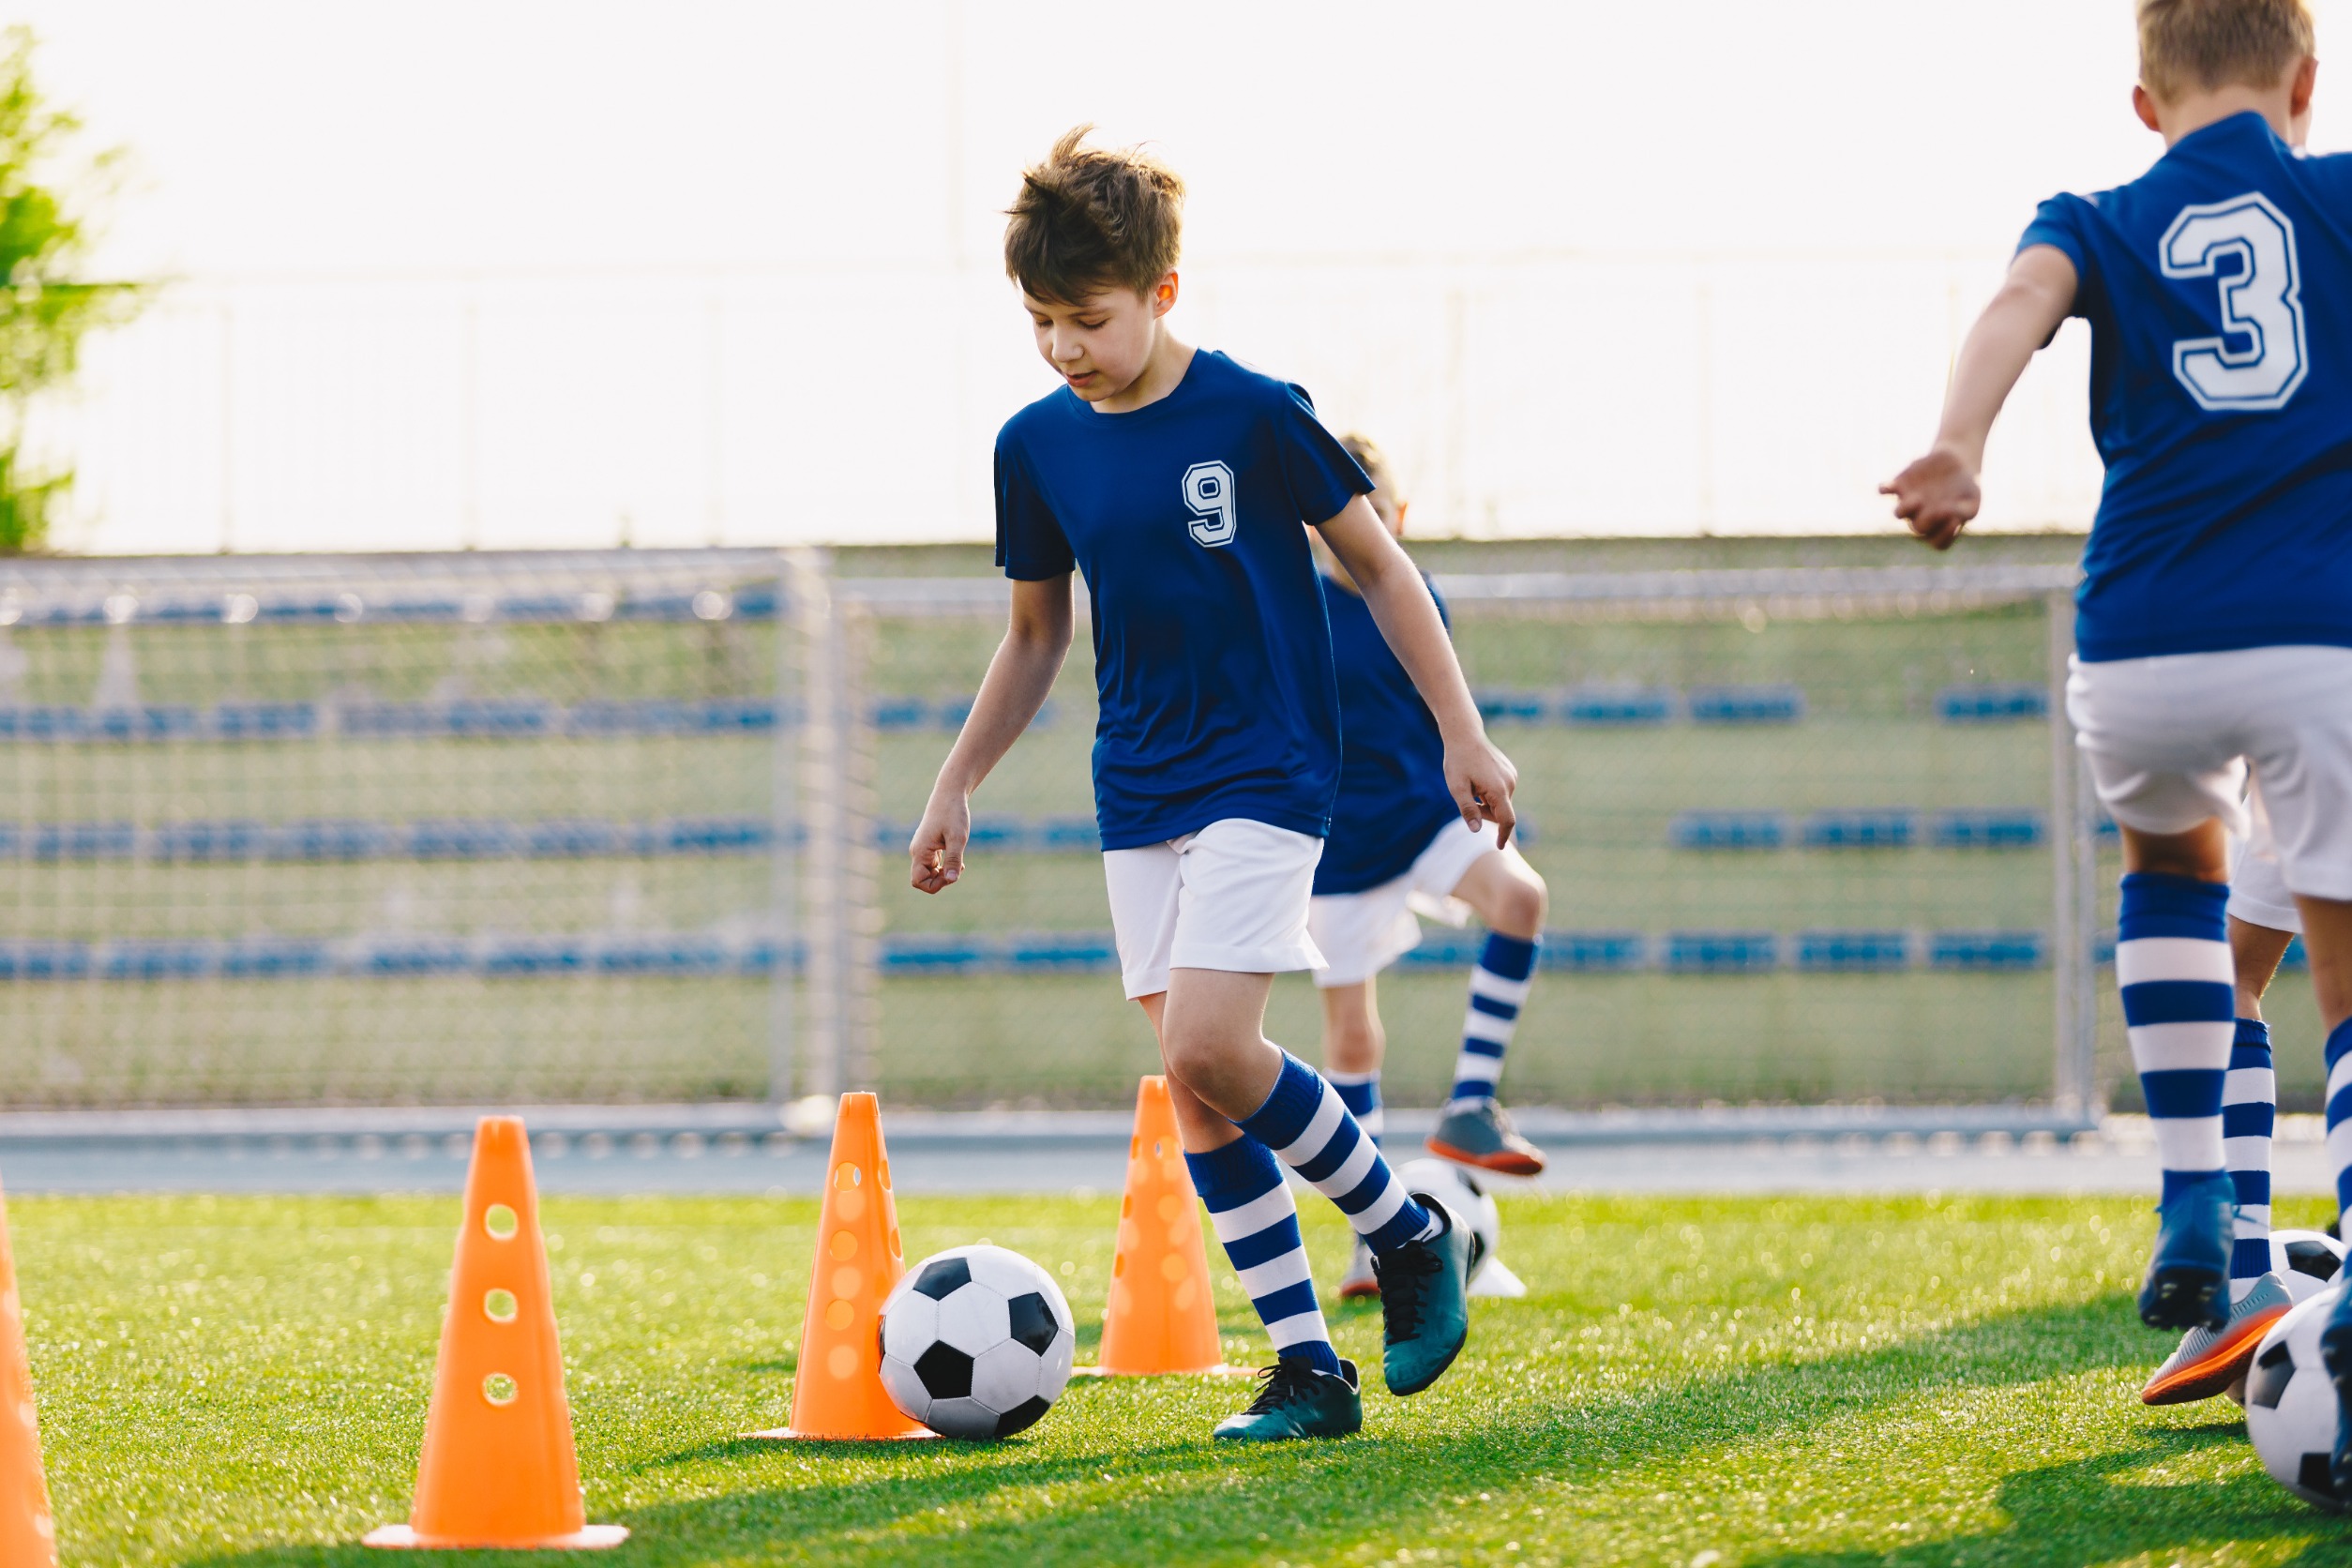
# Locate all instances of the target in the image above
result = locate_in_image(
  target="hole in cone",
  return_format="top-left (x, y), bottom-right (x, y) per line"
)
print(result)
top-left (482, 1372), bottom-right (519, 1406)
top-left (483, 1288), bottom-right (519, 1323)
top-left (483, 1204), bottom-right (519, 1241)
top-left (835, 1162), bottom-right (862, 1189)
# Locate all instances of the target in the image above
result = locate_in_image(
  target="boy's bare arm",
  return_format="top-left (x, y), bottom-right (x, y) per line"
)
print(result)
top-left (1882, 245), bottom-right (2078, 550)
top-left (909, 575), bottom-right (1076, 893)
top-left (1317, 497), bottom-right (1520, 847)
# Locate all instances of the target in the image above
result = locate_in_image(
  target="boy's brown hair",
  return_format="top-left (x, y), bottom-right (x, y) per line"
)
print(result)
top-left (1003, 125), bottom-right (1184, 305)
top-left (2138, 0), bottom-right (2315, 101)
top-left (1339, 433), bottom-right (1395, 496)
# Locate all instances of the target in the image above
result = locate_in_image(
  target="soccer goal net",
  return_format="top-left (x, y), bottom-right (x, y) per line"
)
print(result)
top-left (0, 550), bottom-right (2127, 1117)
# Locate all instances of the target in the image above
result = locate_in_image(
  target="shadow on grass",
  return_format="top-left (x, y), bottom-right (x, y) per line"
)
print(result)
top-left (186, 1291), bottom-right (2347, 1567)
top-left (1759, 1424), bottom-right (2352, 1567)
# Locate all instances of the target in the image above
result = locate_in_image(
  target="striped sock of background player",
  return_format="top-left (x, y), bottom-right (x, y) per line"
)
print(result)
top-left (1240, 1052), bottom-right (1438, 1253)
top-left (1184, 1136), bottom-right (1339, 1374)
top-left (1326, 1070), bottom-right (1382, 1148)
top-left (2225, 1018), bottom-right (2276, 1300)
top-left (2118, 873), bottom-right (2235, 1209)
top-left (1450, 933), bottom-right (1540, 1108)
top-left (2326, 1019), bottom-right (2352, 1229)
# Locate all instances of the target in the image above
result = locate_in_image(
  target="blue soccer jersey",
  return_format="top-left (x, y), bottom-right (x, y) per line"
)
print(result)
top-left (2020, 112), bottom-right (2352, 662)
top-left (993, 350), bottom-right (1371, 851)
top-left (1312, 571), bottom-right (1461, 896)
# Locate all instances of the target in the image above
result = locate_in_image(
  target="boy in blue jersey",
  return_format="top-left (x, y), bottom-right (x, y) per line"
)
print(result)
top-left (1884, 0), bottom-right (2352, 1483)
top-left (909, 128), bottom-right (1521, 1442)
top-left (1305, 435), bottom-right (1552, 1302)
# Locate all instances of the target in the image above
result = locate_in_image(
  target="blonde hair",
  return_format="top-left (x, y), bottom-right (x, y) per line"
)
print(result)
top-left (2138, 0), bottom-right (2315, 101)
top-left (1003, 125), bottom-right (1184, 305)
top-left (1339, 433), bottom-right (1396, 497)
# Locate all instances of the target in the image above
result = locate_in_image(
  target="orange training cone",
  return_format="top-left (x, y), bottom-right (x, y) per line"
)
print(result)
top-left (366, 1117), bottom-right (626, 1549)
top-left (0, 1183), bottom-right (58, 1568)
top-left (1078, 1076), bottom-right (1244, 1377)
top-left (746, 1091), bottom-right (931, 1440)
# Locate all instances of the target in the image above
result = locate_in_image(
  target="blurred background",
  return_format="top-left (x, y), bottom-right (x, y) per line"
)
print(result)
top-left (0, 1), bottom-right (2328, 1127)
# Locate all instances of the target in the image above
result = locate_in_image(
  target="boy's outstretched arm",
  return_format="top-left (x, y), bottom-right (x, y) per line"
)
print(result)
top-left (1318, 498), bottom-right (1520, 847)
top-left (909, 574), bottom-right (1075, 893)
top-left (1883, 245), bottom-right (2078, 550)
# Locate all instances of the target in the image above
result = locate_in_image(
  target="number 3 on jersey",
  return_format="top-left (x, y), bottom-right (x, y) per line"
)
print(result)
top-left (2161, 192), bottom-right (2309, 412)
top-left (1182, 460), bottom-right (1237, 548)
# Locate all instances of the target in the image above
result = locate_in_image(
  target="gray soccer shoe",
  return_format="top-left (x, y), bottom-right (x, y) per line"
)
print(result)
top-left (1335, 1237), bottom-right (1380, 1301)
top-left (2141, 1271), bottom-right (2293, 1405)
top-left (1426, 1098), bottom-right (1546, 1177)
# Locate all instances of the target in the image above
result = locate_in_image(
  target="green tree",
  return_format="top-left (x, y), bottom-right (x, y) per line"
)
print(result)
top-left (0, 25), bottom-right (141, 553)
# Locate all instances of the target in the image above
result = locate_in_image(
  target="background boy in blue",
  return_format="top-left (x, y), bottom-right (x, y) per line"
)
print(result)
top-left (1306, 435), bottom-right (1551, 1303)
top-left (1883, 0), bottom-right (2352, 1484)
top-left (907, 127), bottom-right (1522, 1443)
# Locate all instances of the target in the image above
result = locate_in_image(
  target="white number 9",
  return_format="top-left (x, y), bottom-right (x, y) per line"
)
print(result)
top-left (1182, 460), bottom-right (1237, 549)
top-left (2161, 191), bottom-right (2309, 412)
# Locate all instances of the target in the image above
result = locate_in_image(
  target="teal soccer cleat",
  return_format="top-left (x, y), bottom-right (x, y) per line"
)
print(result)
top-left (2138, 1172), bottom-right (2234, 1331)
top-left (1212, 1358), bottom-right (1363, 1441)
top-left (1375, 1194), bottom-right (1481, 1395)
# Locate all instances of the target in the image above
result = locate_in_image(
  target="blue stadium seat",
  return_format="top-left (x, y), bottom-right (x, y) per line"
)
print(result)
top-left (444, 700), bottom-right (553, 737)
top-left (335, 702), bottom-right (435, 737)
top-left (1801, 810), bottom-right (1917, 849)
top-left (1003, 932), bottom-right (1118, 972)
top-left (212, 701), bottom-right (317, 739)
top-left (565, 700), bottom-right (692, 735)
top-left (85, 707), bottom-right (201, 742)
top-left (1796, 930), bottom-right (1912, 971)
top-left (218, 938), bottom-right (331, 978)
top-left (870, 698), bottom-right (930, 731)
top-left (1542, 930), bottom-right (1646, 972)
top-left (359, 938), bottom-right (473, 975)
top-left (1034, 817), bottom-right (1097, 852)
top-left (1560, 687), bottom-right (1673, 727)
top-left (595, 936), bottom-right (729, 975)
top-left (1473, 690), bottom-right (1548, 725)
top-left (1665, 931), bottom-right (1779, 972)
top-left (272, 820), bottom-right (393, 861)
top-left (31, 822), bottom-right (136, 860)
top-left (1671, 811), bottom-right (1787, 850)
top-left (1932, 809), bottom-right (2045, 850)
top-left (2284, 936), bottom-right (2309, 970)
top-left (526, 820), bottom-right (626, 858)
top-left (1687, 686), bottom-right (1805, 725)
top-left (101, 940), bottom-right (217, 980)
top-left (0, 941), bottom-right (89, 979)
top-left (1395, 931), bottom-right (1486, 967)
top-left (645, 817), bottom-right (770, 854)
top-left (153, 820), bottom-right (269, 862)
top-left (966, 817), bottom-right (1028, 849)
top-left (1929, 930), bottom-right (2045, 970)
top-left (1937, 684), bottom-right (2048, 722)
top-left (406, 820), bottom-right (520, 859)
top-left (482, 938), bottom-right (590, 975)
top-left (882, 934), bottom-right (990, 974)
top-left (687, 698), bottom-right (778, 732)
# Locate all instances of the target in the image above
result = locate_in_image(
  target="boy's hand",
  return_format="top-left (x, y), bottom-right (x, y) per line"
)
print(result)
top-left (1444, 731), bottom-right (1519, 849)
top-left (909, 790), bottom-right (971, 895)
top-left (1880, 445), bottom-right (1981, 550)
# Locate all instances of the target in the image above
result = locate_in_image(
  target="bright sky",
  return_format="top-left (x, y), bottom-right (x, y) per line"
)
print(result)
top-left (21, 0), bottom-right (2352, 551)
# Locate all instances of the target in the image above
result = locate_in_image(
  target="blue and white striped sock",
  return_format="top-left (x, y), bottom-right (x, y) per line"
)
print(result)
top-left (1327, 1070), bottom-right (1382, 1148)
top-left (1450, 933), bottom-right (1539, 1108)
top-left (2118, 872), bottom-right (2234, 1208)
top-left (2225, 1018), bottom-right (2275, 1302)
top-left (1184, 1136), bottom-right (1338, 1374)
top-left (2325, 1019), bottom-right (2352, 1223)
top-left (1239, 1051), bottom-right (1437, 1254)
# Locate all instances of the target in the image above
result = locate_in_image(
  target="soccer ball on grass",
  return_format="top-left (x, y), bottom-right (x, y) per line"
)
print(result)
top-left (878, 1244), bottom-right (1076, 1439)
top-left (2246, 1285), bottom-right (2352, 1511)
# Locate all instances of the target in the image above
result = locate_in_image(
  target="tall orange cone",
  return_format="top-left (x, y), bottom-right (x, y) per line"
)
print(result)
top-left (366, 1117), bottom-right (626, 1549)
top-left (0, 1183), bottom-right (58, 1568)
top-left (746, 1092), bottom-right (931, 1440)
top-left (1078, 1076), bottom-right (1244, 1377)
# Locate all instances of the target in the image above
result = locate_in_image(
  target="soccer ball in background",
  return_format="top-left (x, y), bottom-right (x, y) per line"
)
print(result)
top-left (2246, 1287), bottom-right (2351, 1511)
top-left (1395, 1157), bottom-right (1526, 1297)
top-left (879, 1244), bottom-right (1076, 1439)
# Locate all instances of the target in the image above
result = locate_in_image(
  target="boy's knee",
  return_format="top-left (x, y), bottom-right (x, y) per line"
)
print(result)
top-left (1494, 868), bottom-right (1547, 937)
top-left (1157, 1023), bottom-right (1227, 1090)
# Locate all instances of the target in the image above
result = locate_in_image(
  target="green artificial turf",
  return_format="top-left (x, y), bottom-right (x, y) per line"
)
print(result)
top-left (14, 1190), bottom-right (2352, 1566)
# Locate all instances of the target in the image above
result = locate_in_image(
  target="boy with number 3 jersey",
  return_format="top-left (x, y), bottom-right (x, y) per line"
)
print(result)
top-left (909, 128), bottom-right (1520, 1442)
top-left (1885, 0), bottom-right (2352, 1486)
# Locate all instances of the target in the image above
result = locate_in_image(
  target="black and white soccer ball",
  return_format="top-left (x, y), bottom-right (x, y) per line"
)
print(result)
top-left (1398, 1157), bottom-right (1500, 1285)
top-left (2246, 1286), bottom-right (2351, 1511)
top-left (878, 1244), bottom-right (1075, 1440)
top-left (2271, 1229), bottom-right (2348, 1304)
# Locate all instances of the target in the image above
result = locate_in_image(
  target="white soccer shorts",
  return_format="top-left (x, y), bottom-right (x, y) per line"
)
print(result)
top-left (1306, 817), bottom-right (1499, 989)
top-left (2230, 778), bottom-right (2301, 934)
top-left (2067, 645), bottom-right (2352, 903)
top-left (1102, 817), bottom-right (1326, 1001)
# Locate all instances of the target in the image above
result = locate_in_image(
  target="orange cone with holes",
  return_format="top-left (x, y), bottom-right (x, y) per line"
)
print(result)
top-left (0, 1182), bottom-right (58, 1567)
top-left (1080, 1076), bottom-right (1244, 1376)
top-left (746, 1091), bottom-right (929, 1440)
top-left (365, 1117), bottom-right (626, 1549)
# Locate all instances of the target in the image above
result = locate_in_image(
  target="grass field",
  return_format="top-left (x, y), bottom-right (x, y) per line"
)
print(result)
top-left (17, 1188), bottom-right (2352, 1565)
